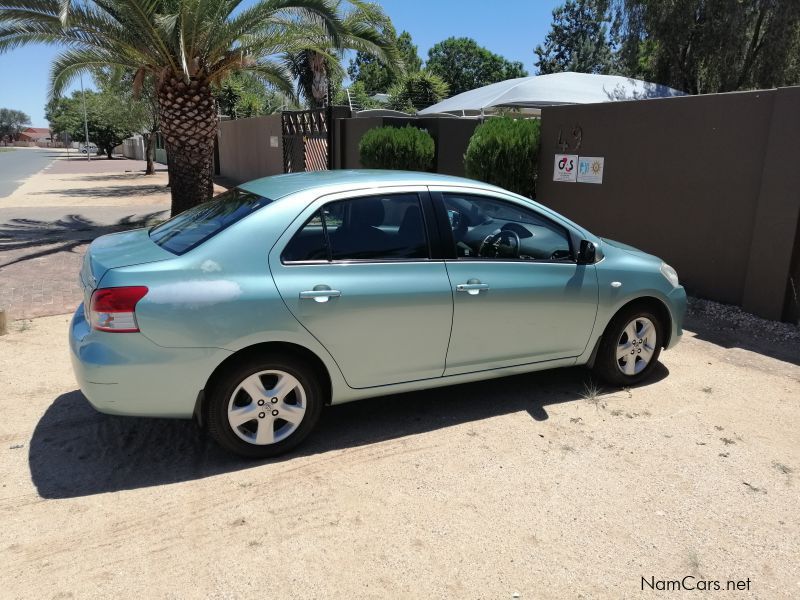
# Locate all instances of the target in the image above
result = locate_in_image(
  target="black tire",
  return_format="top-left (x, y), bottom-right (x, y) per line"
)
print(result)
top-left (206, 354), bottom-right (323, 459)
top-left (592, 305), bottom-right (664, 387)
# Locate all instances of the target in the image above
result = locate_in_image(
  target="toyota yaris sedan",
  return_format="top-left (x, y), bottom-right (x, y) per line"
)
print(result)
top-left (70, 170), bottom-right (686, 458)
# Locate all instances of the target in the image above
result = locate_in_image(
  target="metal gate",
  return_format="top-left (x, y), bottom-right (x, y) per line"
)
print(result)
top-left (281, 109), bottom-right (330, 173)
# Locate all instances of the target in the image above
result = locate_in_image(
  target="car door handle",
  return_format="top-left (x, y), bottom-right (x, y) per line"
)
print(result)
top-left (456, 282), bottom-right (489, 295)
top-left (299, 289), bottom-right (341, 303)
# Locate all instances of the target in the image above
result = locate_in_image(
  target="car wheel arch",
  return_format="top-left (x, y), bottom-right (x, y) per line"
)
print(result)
top-left (588, 296), bottom-right (673, 368)
top-left (195, 341), bottom-right (333, 427)
top-left (611, 296), bottom-right (672, 345)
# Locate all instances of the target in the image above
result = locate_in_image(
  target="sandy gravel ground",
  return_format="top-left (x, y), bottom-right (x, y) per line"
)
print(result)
top-left (0, 313), bottom-right (798, 599)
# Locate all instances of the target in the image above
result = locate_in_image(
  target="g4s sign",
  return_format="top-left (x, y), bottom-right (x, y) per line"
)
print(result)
top-left (553, 154), bottom-right (578, 182)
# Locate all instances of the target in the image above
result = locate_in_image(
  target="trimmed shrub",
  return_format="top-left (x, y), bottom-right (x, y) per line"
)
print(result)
top-left (464, 117), bottom-right (541, 198)
top-left (359, 125), bottom-right (435, 171)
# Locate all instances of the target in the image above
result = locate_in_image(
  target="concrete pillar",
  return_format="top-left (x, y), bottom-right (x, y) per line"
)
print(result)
top-left (742, 87), bottom-right (800, 320)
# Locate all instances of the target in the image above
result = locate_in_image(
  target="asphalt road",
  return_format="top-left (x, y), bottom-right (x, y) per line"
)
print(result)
top-left (0, 147), bottom-right (57, 198)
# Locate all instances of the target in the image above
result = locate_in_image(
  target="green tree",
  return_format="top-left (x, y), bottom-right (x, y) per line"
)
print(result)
top-left (334, 81), bottom-right (382, 110)
top-left (0, 0), bottom-right (396, 215)
top-left (0, 108), bottom-right (31, 142)
top-left (92, 67), bottom-right (160, 173)
top-left (397, 32), bottom-right (423, 73)
top-left (387, 71), bottom-right (449, 112)
top-left (348, 30), bottom-right (422, 95)
top-left (284, 50), bottom-right (345, 108)
top-left (46, 88), bottom-right (146, 158)
top-left (215, 72), bottom-right (290, 119)
top-left (612, 0), bottom-right (800, 93)
top-left (45, 97), bottom-right (81, 142)
top-left (535, 0), bottom-right (614, 75)
top-left (426, 37), bottom-right (528, 96)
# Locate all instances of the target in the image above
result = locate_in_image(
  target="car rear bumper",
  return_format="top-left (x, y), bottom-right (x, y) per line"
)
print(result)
top-left (69, 304), bottom-right (231, 418)
top-left (665, 286), bottom-right (687, 350)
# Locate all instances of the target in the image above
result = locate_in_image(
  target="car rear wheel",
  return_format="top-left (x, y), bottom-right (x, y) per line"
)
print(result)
top-left (592, 305), bottom-right (663, 386)
top-left (206, 355), bottom-right (323, 458)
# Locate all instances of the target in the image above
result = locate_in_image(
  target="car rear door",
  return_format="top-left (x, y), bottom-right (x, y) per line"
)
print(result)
top-left (269, 187), bottom-right (453, 389)
top-left (431, 188), bottom-right (599, 376)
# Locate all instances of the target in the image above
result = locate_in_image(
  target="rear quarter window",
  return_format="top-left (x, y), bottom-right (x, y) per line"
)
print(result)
top-left (150, 188), bottom-right (272, 255)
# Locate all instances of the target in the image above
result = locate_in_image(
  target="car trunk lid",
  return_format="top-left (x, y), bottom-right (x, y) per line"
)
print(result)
top-left (80, 228), bottom-right (174, 298)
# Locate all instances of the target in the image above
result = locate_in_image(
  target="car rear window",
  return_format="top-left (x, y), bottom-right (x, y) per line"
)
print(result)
top-left (149, 188), bottom-right (272, 255)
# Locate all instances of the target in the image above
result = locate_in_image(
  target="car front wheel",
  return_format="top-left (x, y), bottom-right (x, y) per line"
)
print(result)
top-left (206, 355), bottom-right (323, 458)
top-left (592, 305), bottom-right (663, 386)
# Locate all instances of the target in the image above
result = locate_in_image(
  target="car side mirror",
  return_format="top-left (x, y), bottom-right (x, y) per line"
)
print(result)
top-left (576, 240), bottom-right (596, 264)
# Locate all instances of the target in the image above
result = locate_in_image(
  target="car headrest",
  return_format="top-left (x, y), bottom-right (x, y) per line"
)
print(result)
top-left (399, 205), bottom-right (423, 237)
top-left (350, 198), bottom-right (385, 227)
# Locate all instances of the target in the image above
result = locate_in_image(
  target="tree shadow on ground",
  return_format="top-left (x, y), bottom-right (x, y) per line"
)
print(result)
top-left (66, 171), bottom-right (167, 183)
top-left (0, 211), bottom-right (167, 268)
top-left (45, 154), bottom-right (120, 160)
top-left (29, 364), bottom-right (668, 499)
top-left (32, 184), bottom-right (168, 198)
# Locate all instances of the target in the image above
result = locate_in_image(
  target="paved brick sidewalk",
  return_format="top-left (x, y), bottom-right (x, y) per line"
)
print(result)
top-left (0, 154), bottom-right (171, 321)
top-left (0, 243), bottom-right (87, 319)
top-left (0, 205), bottom-right (168, 319)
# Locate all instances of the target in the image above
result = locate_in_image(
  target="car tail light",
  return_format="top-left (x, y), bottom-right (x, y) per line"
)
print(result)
top-left (89, 286), bottom-right (148, 332)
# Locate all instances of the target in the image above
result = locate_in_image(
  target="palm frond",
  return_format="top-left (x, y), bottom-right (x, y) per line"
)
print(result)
top-left (50, 46), bottom-right (133, 98)
top-left (100, 0), bottom-right (179, 72)
top-left (205, 0), bottom-right (343, 59)
top-left (1, 0), bottom-right (398, 107)
top-left (57, 0), bottom-right (69, 24)
top-left (245, 59), bottom-right (297, 99)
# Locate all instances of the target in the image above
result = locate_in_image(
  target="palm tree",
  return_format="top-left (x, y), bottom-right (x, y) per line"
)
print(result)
top-left (285, 1), bottom-right (401, 108)
top-left (0, 0), bottom-right (396, 215)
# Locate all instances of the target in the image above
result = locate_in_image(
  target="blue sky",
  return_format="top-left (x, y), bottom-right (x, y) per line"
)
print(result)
top-left (0, 0), bottom-right (561, 127)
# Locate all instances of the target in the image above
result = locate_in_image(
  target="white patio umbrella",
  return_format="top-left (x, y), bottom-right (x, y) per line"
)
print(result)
top-left (418, 72), bottom-right (686, 116)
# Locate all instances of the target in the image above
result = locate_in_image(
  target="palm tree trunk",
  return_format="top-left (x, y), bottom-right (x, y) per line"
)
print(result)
top-left (309, 51), bottom-right (329, 107)
top-left (157, 75), bottom-right (218, 216)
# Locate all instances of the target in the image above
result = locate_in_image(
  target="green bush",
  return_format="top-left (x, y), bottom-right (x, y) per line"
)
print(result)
top-left (464, 117), bottom-right (541, 198)
top-left (359, 125), bottom-right (435, 171)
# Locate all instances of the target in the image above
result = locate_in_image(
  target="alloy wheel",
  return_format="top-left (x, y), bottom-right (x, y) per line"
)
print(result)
top-left (227, 370), bottom-right (307, 445)
top-left (616, 317), bottom-right (657, 376)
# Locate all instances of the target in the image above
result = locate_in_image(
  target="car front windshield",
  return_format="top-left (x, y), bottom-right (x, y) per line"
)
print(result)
top-left (150, 188), bottom-right (272, 255)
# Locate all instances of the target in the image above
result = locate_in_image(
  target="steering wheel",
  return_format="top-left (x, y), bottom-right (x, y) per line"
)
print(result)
top-left (478, 228), bottom-right (521, 258)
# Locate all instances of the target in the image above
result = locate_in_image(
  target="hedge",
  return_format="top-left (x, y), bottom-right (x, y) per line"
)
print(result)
top-left (359, 125), bottom-right (435, 171)
top-left (464, 117), bottom-right (541, 198)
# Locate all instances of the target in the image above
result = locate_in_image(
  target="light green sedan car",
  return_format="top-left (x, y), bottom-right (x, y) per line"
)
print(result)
top-left (70, 170), bottom-right (686, 458)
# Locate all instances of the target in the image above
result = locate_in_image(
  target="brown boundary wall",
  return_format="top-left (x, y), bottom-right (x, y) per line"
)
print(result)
top-left (217, 114), bottom-right (283, 184)
top-left (333, 116), bottom-right (479, 176)
top-left (538, 87), bottom-right (800, 322)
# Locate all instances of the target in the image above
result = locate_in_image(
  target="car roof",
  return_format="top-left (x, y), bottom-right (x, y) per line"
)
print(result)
top-left (238, 170), bottom-right (507, 200)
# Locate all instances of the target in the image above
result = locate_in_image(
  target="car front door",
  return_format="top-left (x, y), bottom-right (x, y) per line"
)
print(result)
top-left (269, 188), bottom-right (453, 389)
top-left (433, 189), bottom-right (599, 376)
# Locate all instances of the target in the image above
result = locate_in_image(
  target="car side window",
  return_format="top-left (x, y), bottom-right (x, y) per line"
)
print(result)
top-left (282, 193), bottom-right (429, 263)
top-left (281, 212), bottom-right (328, 262)
top-left (442, 193), bottom-right (573, 261)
